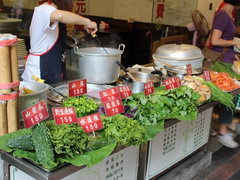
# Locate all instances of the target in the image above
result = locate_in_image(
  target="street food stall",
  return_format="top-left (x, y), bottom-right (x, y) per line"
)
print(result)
top-left (0, 29), bottom-right (240, 180)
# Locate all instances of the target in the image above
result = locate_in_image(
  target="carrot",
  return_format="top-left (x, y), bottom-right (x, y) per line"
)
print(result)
top-left (210, 72), bottom-right (240, 91)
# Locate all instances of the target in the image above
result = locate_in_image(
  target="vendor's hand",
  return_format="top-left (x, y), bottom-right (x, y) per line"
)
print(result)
top-left (84, 20), bottom-right (98, 35)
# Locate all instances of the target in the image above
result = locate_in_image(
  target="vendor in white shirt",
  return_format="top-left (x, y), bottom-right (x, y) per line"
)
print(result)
top-left (22, 0), bottom-right (97, 84)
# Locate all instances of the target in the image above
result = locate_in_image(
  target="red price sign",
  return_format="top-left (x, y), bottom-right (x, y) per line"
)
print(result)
top-left (78, 113), bottom-right (103, 133)
top-left (99, 87), bottom-right (120, 103)
top-left (204, 70), bottom-right (211, 81)
top-left (117, 86), bottom-right (132, 99)
top-left (21, 100), bottom-right (49, 128)
top-left (103, 98), bottom-right (125, 117)
top-left (144, 81), bottom-right (155, 96)
top-left (186, 64), bottom-right (192, 75)
top-left (69, 79), bottom-right (87, 97)
top-left (52, 107), bottom-right (78, 125)
top-left (164, 77), bottom-right (181, 89)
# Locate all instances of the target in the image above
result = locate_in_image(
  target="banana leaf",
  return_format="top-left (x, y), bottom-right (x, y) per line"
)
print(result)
top-left (144, 120), bottom-right (164, 142)
top-left (0, 129), bottom-right (116, 170)
top-left (0, 128), bottom-right (31, 152)
top-left (58, 143), bottom-right (116, 167)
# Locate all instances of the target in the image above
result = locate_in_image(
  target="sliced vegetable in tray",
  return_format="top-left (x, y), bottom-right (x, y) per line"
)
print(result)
top-left (210, 71), bottom-right (240, 92)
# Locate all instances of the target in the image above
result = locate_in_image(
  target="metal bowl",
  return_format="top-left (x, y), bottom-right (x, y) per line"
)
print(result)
top-left (19, 81), bottom-right (49, 119)
top-left (122, 72), bottom-right (162, 93)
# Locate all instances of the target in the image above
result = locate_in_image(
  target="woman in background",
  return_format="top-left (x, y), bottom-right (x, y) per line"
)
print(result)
top-left (210, 0), bottom-right (240, 148)
top-left (22, 0), bottom-right (97, 84)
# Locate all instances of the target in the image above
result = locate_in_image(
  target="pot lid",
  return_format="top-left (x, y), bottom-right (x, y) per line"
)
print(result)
top-left (153, 43), bottom-right (204, 60)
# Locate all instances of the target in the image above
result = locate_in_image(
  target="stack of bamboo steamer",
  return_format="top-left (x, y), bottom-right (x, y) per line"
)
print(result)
top-left (0, 34), bottom-right (19, 136)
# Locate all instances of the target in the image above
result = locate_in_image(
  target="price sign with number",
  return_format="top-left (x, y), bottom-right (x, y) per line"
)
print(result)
top-left (99, 87), bottom-right (120, 103)
top-left (144, 81), bottom-right (155, 96)
top-left (78, 113), bottom-right (103, 133)
top-left (69, 79), bottom-right (87, 97)
top-left (186, 64), bottom-right (192, 75)
top-left (164, 77), bottom-right (181, 89)
top-left (117, 86), bottom-right (132, 99)
top-left (103, 98), bottom-right (125, 117)
top-left (52, 107), bottom-right (78, 125)
top-left (204, 70), bottom-right (211, 81)
top-left (21, 100), bottom-right (49, 128)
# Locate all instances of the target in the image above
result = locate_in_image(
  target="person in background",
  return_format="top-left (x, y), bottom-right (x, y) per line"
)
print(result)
top-left (210, 0), bottom-right (240, 148)
top-left (22, 0), bottom-right (97, 84)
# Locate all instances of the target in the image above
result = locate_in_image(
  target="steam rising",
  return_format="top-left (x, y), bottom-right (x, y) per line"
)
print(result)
top-left (78, 33), bottom-right (121, 49)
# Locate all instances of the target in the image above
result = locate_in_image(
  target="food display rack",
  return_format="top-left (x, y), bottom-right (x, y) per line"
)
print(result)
top-left (1, 145), bottom-right (139, 180)
top-left (1, 88), bottom-right (239, 180)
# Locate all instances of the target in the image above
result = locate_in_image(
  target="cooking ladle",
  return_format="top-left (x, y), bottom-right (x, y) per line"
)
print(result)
top-left (116, 61), bottom-right (137, 82)
top-left (91, 34), bottom-right (109, 54)
top-left (48, 85), bottom-right (68, 99)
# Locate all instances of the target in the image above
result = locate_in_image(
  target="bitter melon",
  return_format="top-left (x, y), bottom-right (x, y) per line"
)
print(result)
top-left (6, 134), bottom-right (35, 151)
top-left (32, 122), bottom-right (56, 169)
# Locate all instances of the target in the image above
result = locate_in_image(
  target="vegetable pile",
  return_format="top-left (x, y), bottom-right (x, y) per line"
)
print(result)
top-left (48, 123), bottom-right (89, 158)
top-left (181, 76), bottom-right (211, 102)
top-left (211, 62), bottom-right (240, 80)
top-left (1, 74), bottom-right (237, 170)
top-left (210, 71), bottom-right (240, 92)
top-left (124, 86), bottom-right (200, 125)
top-left (63, 96), bottom-right (99, 117)
top-left (102, 114), bottom-right (146, 146)
top-left (202, 80), bottom-right (235, 110)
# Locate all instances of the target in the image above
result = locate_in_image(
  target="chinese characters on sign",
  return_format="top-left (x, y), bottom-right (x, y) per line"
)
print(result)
top-left (144, 81), bottom-right (155, 96)
top-left (99, 88), bottom-right (120, 103)
top-left (164, 77), bottom-right (181, 89)
top-left (156, 0), bottom-right (165, 19)
top-left (69, 79), bottom-right (87, 97)
top-left (103, 98), bottom-right (125, 117)
top-left (74, 0), bottom-right (87, 15)
top-left (52, 107), bottom-right (78, 125)
top-left (78, 113), bottom-right (103, 133)
top-left (117, 86), bottom-right (132, 99)
top-left (21, 100), bottom-right (49, 128)
top-left (99, 88), bottom-right (125, 117)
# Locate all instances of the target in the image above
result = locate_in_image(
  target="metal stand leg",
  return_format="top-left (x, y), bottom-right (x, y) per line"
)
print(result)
top-left (3, 161), bottom-right (10, 180)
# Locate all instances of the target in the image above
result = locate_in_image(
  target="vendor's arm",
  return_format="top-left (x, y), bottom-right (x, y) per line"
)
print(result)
top-left (211, 29), bottom-right (240, 48)
top-left (51, 10), bottom-right (97, 34)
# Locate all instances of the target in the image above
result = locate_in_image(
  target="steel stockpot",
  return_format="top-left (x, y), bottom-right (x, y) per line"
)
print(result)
top-left (73, 44), bottom-right (125, 84)
top-left (121, 72), bottom-right (162, 93)
top-left (152, 43), bottom-right (204, 74)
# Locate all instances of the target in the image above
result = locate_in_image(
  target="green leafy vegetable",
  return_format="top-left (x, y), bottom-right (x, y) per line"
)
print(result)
top-left (124, 86), bottom-right (200, 125)
top-left (48, 123), bottom-right (89, 158)
top-left (103, 114), bottom-right (146, 146)
top-left (63, 96), bottom-right (99, 117)
top-left (202, 80), bottom-right (235, 110)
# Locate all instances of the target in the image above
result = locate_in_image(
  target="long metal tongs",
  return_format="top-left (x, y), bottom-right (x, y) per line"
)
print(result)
top-left (91, 34), bottom-right (109, 54)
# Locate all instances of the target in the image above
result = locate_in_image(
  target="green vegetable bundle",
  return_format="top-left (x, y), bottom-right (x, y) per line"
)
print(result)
top-left (202, 80), bottom-right (235, 110)
top-left (124, 86), bottom-right (200, 125)
top-left (103, 114), bottom-right (146, 146)
top-left (63, 95), bottom-right (99, 117)
top-left (48, 123), bottom-right (89, 158)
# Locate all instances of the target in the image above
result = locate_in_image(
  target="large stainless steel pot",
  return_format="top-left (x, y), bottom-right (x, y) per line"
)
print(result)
top-left (121, 72), bottom-right (162, 93)
top-left (73, 44), bottom-right (125, 84)
top-left (152, 43), bottom-right (204, 74)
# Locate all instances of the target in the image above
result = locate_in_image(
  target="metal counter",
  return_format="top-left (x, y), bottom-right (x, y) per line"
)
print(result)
top-left (1, 88), bottom-right (240, 180)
